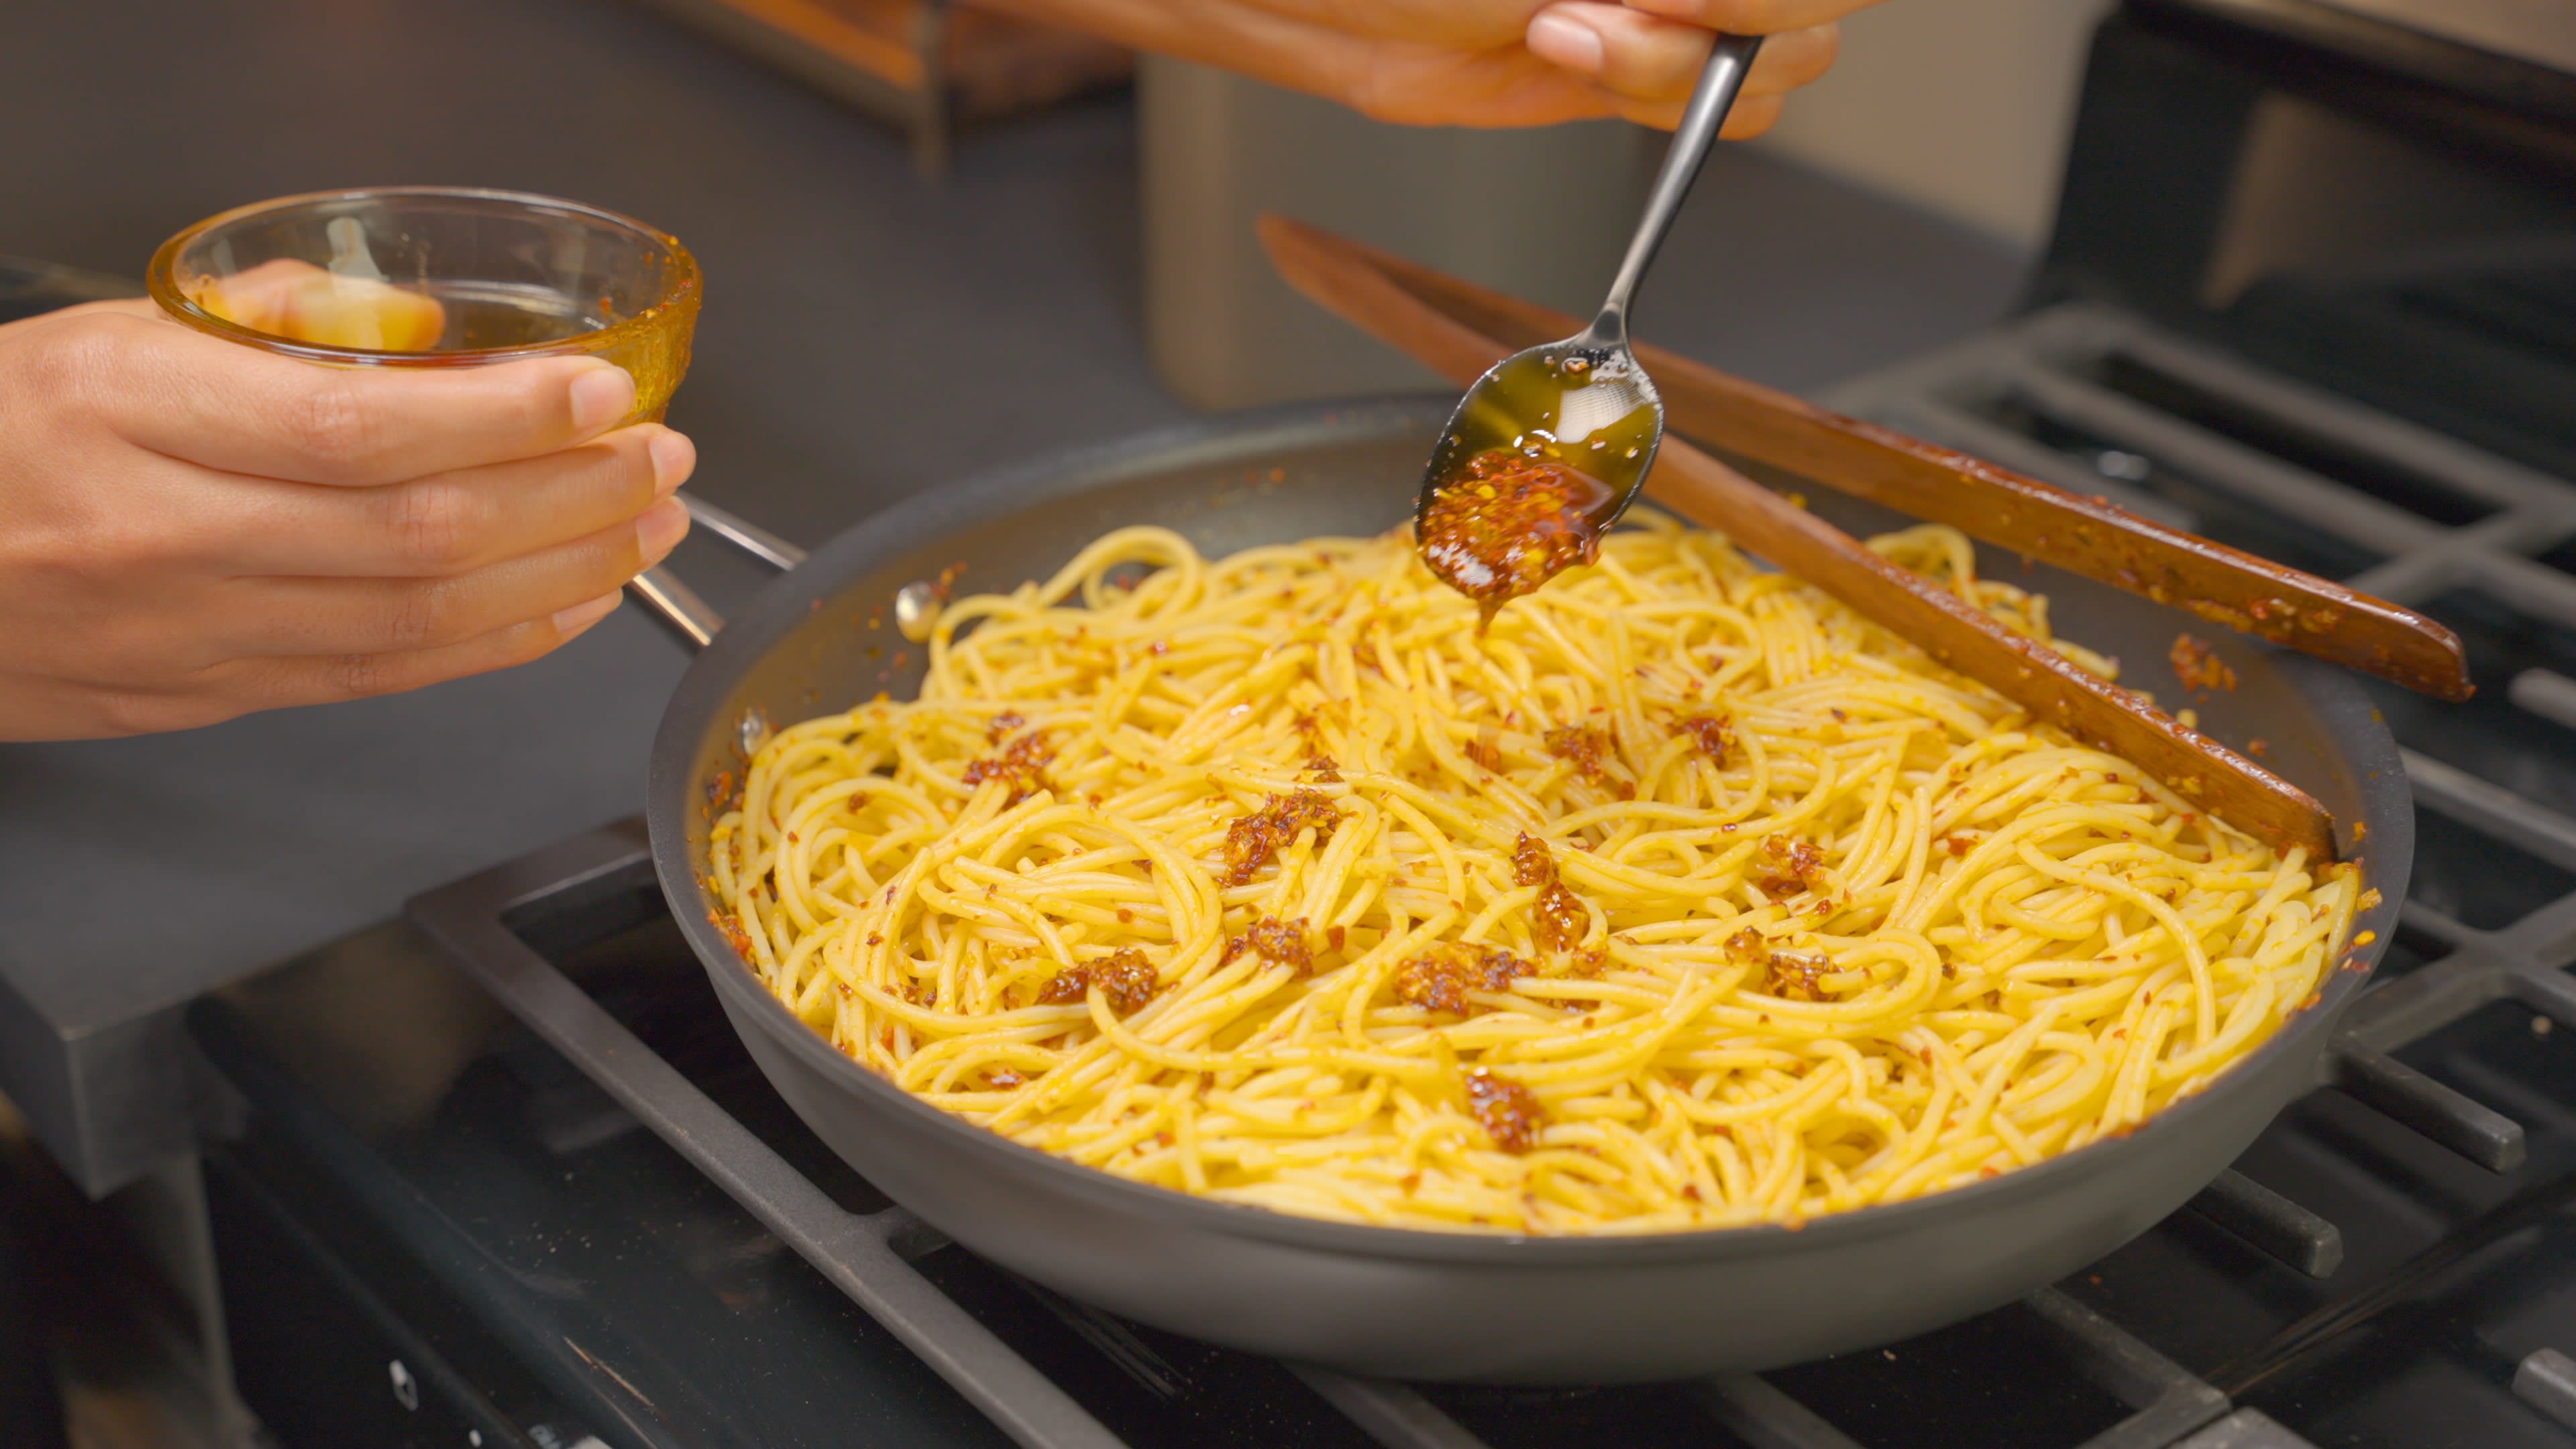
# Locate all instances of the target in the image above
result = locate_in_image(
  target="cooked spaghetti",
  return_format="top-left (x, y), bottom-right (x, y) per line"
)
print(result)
top-left (708, 515), bottom-right (2366, 1234)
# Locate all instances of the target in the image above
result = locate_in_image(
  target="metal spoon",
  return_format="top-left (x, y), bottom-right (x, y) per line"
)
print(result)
top-left (1415, 34), bottom-right (1766, 610)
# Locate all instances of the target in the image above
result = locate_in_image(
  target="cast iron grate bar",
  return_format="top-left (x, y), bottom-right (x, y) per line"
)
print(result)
top-left (2169, 1411), bottom-right (2316, 1448)
top-left (2513, 1347), bottom-right (2576, 1432)
top-left (2025, 1288), bottom-right (2228, 1448)
top-left (2514, 669), bottom-right (2576, 730)
top-left (1288, 1371), bottom-right (1496, 1449)
top-left (2181, 1171), bottom-right (2342, 1279)
top-left (1696, 1373), bottom-right (1868, 1448)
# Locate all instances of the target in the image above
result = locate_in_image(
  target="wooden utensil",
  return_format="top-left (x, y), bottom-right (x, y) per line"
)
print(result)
top-left (1262, 216), bottom-right (2470, 704)
top-left (1260, 213), bottom-right (2349, 859)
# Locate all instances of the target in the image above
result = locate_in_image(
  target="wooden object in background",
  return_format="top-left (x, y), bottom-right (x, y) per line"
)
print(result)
top-left (617, 0), bottom-right (1132, 174)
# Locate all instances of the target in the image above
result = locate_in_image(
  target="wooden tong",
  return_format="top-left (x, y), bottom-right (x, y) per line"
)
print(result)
top-left (1258, 215), bottom-right (2463, 860)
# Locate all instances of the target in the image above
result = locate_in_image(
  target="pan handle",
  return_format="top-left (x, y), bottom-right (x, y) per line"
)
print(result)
top-left (626, 496), bottom-right (810, 651)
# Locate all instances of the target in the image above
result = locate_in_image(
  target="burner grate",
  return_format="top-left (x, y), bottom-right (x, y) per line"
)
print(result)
top-left (407, 306), bottom-right (2576, 1448)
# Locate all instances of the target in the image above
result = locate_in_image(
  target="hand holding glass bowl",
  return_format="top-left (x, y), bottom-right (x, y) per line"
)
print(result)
top-left (0, 186), bottom-right (700, 741)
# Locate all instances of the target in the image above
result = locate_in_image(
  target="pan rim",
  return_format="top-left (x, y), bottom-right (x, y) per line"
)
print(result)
top-left (651, 392), bottom-right (2410, 1269)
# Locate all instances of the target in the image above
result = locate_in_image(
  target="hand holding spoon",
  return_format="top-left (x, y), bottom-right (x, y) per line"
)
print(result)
top-left (1416, 34), bottom-right (1766, 619)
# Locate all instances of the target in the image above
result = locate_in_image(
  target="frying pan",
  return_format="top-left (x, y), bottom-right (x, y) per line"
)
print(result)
top-left (643, 395), bottom-right (2408, 1385)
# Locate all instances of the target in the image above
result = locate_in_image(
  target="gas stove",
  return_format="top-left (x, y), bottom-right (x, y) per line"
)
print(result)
top-left (170, 1), bottom-right (2576, 1446)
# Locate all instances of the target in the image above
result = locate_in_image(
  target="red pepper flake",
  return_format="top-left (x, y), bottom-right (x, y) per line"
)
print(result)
top-left (1303, 754), bottom-right (1343, 783)
top-left (1762, 949), bottom-right (1835, 1002)
top-left (706, 769), bottom-right (741, 816)
top-left (1676, 713), bottom-right (1733, 766)
top-left (986, 1068), bottom-right (1024, 1089)
top-left (1464, 728), bottom-right (1505, 774)
top-left (1221, 917), bottom-right (1313, 973)
top-left (1220, 789), bottom-right (1342, 885)
top-left (1755, 835), bottom-right (1827, 898)
top-left (1036, 947), bottom-right (1163, 1014)
top-left (710, 909), bottom-right (757, 961)
top-left (1326, 924), bottom-right (1347, 953)
top-left (1391, 945), bottom-right (1527, 1015)
top-left (2169, 634), bottom-right (2238, 694)
top-left (1115, 908), bottom-right (1134, 924)
top-left (1544, 725), bottom-right (1614, 782)
top-left (986, 710), bottom-right (1026, 743)
top-left (1943, 834), bottom-right (1976, 857)
top-left (1462, 1067), bottom-right (1546, 1153)
top-left (962, 727), bottom-right (1055, 804)
top-left (1513, 833), bottom-right (1588, 953)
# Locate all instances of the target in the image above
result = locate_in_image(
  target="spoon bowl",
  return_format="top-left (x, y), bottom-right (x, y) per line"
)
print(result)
top-left (1423, 341), bottom-right (1664, 520)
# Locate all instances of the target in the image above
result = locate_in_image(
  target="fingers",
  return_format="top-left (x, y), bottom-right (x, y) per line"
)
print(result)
top-left (239, 592), bottom-right (628, 710)
top-left (207, 423), bottom-right (694, 578)
top-left (39, 306), bottom-right (639, 486)
top-left (54, 595), bottom-right (627, 738)
top-left (1525, 4), bottom-right (1839, 108)
top-left (215, 495), bottom-right (688, 659)
top-left (1621, 0), bottom-right (1888, 32)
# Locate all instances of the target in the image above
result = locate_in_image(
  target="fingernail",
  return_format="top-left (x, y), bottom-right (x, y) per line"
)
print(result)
top-left (1527, 11), bottom-right (1605, 74)
top-left (570, 364), bottom-right (638, 435)
top-left (553, 590), bottom-right (623, 636)
top-left (637, 495), bottom-right (690, 561)
top-left (647, 427), bottom-right (696, 497)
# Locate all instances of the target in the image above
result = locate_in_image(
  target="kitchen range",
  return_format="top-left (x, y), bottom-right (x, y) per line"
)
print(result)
top-left (10, 1), bottom-right (2576, 1446)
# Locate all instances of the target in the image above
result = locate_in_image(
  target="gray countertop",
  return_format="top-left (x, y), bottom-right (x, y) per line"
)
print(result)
top-left (0, 0), bottom-right (2023, 1191)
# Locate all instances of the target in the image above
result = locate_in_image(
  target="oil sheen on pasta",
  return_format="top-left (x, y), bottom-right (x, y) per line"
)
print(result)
top-left (708, 515), bottom-right (2364, 1235)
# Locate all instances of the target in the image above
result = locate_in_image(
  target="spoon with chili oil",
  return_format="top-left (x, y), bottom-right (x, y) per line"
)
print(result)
top-left (1417, 33), bottom-right (1766, 619)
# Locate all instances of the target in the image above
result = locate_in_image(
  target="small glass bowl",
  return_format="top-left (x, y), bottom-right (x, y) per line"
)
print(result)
top-left (148, 186), bottom-right (700, 423)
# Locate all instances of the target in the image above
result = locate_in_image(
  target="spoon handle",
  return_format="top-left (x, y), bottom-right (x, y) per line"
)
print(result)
top-left (1591, 33), bottom-right (1766, 342)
